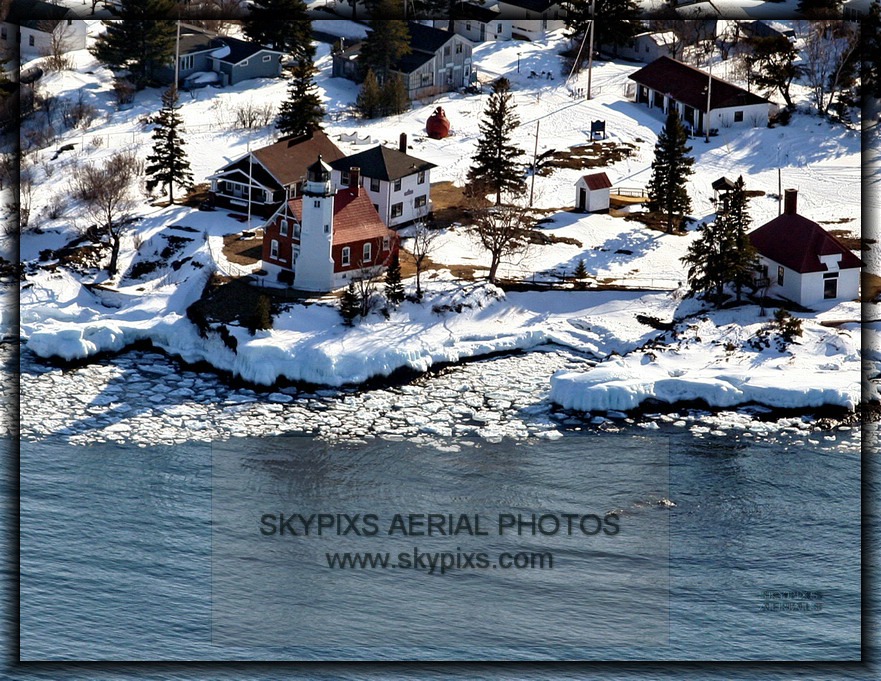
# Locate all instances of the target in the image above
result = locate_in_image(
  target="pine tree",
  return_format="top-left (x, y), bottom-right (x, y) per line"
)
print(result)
top-left (243, 0), bottom-right (314, 61)
top-left (358, 2), bottom-right (411, 83)
top-left (384, 253), bottom-right (405, 306)
top-left (467, 78), bottom-right (526, 206)
top-left (797, 0), bottom-right (841, 17)
top-left (647, 109), bottom-right (694, 234)
top-left (145, 88), bottom-right (194, 204)
top-left (381, 74), bottom-right (410, 116)
top-left (746, 35), bottom-right (803, 108)
top-left (339, 281), bottom-right (361, 326)
top-left (681, 176), bottom-right (757, 305)
top-left (573, 259), bottom-right (588, 288)
top-left (276, 58), bottom-right (323, 137)
top-left (252, 295), bottom-right (273, 331)
top-left (90, 0), bottom-right (177, 90)
top-left (356, 69), bottom-right (383, 119)
top-left (562, 0), bottom-right (641, 58)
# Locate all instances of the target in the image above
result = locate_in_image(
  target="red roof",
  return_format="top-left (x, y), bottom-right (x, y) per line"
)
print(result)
top-left (749, 213), bottom-right (862, 274)
top-left (629, 56), bottom-right (769, 113)
top-left (580, 172), bottom-right (612, 191)
top-left (287, 187), bottom-right (393, 245)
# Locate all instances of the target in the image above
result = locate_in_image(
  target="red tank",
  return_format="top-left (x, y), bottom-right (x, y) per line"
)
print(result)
top-left (426, 107), bottom-right (450, 140)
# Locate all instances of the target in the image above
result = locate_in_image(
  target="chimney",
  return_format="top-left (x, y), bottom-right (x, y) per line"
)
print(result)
top-left (349, 166), bottom-right (360, 193)
top-left (399, 132), bottom-right (407, 152)
top-left (783, 188), bottom-right (798, 215)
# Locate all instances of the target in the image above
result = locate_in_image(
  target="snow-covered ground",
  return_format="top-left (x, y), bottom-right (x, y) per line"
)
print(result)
top-left (10, 23), bottom-right (872, 419)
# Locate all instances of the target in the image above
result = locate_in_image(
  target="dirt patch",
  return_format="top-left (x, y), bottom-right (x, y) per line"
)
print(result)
top-left (827, 229), bottom-right (861, 251)
top-left (623, 211), bottom-right (686, 234)
top-left (430, 181), bottom-right (489, 228)
top-left (223, 231), bottom-right (264, 266)
top-left (547, 141), bottom-right (636, 172)
top-left (183, 182), bottom-right (211, 208)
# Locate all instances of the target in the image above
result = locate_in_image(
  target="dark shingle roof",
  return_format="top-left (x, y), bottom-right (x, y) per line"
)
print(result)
top-left (7, 0), bottom-right (74, 31)
top-left (329, 145), bottom-right (436, 182)
top-left (405, 21), bottom-right (454, 55)
top-left (456, 2), bottom-right (500, 23)
top-left (214, 36), bottom-right (283, 64)
top-left (749, 213), bottom-right (862, 274)
top-left (498, 0), bottom-right (558, 13)
top-left (629, 56), bottom-right (769, 112)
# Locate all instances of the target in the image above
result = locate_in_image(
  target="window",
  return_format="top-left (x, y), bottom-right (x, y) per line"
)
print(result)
top-left (294, 221), bottom-right (301, 237)
top-left (324, 224), bottom-right (330, 234)
top-left (370, 177), bottom-right (380, 192)
top-left (241, 59), bottom-right (249, 66)
top-left (444, 45), bottom-right (451, 57)
top-left (262, 55), bottom-right (271, 62)
top-left (314, 200), bottom-right (321, 208)
top-left (341, 247), bottom-right (350, 266)
top-left (29, 34), bottom-right (34, 47)
top-left (777, 265), bottom-right (784, 286)
top-left (466, 22), bottom-right (471, 31)
top-left (280, 219), bottom-right (289, 236)
top-left (270, 240), bottom-right (279, 259)
top-left (456, 43), bottom-right (463, 54)
top-left (180, 54), bottom-right (194, 70)
top-left (383, 236), bottom-right (390, 251)
top-left (417, 171), bottom-right (425, 184)
top-left (68, 19), bottom-right (73, 25)
top-left (390, 202), bottom-right (403, 218)
top-left (497, 24), bottom-right (503, 33)
top-left (341, 171), bottom-right (350, 185)
top-left (293, 246), bottom-right (300, 263)
top-left (734, 111), bottom-right (744, 122)
top-left (421, 72), bottom-right (432, 86)
top-left (415, 195), bottom-right (427, 208)
top-left (363, 242), bottom-right (372, 262)
top-left (393, 178), bottom-right (402, 192)
top-left (823, 273), bottom-right (839, 299)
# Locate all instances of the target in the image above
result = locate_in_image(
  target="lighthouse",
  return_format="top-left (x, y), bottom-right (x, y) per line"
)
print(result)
top-left (294, 156), bottom-right (335, 291)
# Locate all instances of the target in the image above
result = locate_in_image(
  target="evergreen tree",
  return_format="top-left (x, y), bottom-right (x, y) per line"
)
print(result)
top-left (90, 0), bottom-right (177, 90)
top-left (276, 58), bottom-right (323, 137)
top-left (646, 109), bottom-right (694, 234)
top-left (356, 69), bottom-right (383, 119)
top-left (745, 35), bottom-right (803, 108)
top-left (381, 74), bottom-right (410, 116)
top-left (681, 176), bottom-right (757, 305)
top-left (252, 295), bottom-right (273, 332)
top-left (573, 259), bottom-right (588, 288)
top-left (562, 0), bottom-right (641, 58)
top-left (339, 281), bottom-right (361, 326)
top-left (467, 77), bottom-right (526, 206)
top-left (243, 0), bottom-right (314, 60)
top-left (358, 2), bottom-right (411, 83)
top-left (384, 253), bottom-right (405, 306)
top-left (145, 88), bottom-right (194, 204)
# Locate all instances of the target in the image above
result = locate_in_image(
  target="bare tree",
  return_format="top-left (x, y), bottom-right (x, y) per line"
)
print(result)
top-left (18, 157), bottom-right (34, 231)
top-left (468, 202), bottom-right (535, 284)
top-left (799, 21), bottom-right (860, 116)
top-left (72, 150), bottom-right (141, 276)
top-left (352, 263), bottom-right (384, 317)
top-left (407, 219), bottom-right (440, 299)
top-left (39, 19), bottom-right (77, 71)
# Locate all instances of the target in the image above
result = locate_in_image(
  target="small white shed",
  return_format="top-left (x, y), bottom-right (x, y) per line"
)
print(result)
top-left (575, 172), bottom-right (612, 213)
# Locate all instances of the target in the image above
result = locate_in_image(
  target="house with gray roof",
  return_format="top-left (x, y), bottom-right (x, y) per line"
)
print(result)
top-left (328, 135), bottom-right (437, 228)
top-left (332, 21), bottom-right (473, 100)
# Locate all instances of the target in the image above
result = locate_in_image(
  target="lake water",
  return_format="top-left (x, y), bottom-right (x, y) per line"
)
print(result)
top-left (8, 340), bottom-right (873, 677)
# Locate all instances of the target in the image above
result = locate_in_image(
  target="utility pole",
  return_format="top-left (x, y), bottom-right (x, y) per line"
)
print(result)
top-left (778, 167), bottom-right (782, 216)
top-left (529, 120), bottom-right (540, 207)
top-left (173, 19), bottom-right (181, 92)
top-left (704, 61), bottom-right (712, 143)
top-left (586, 0), bottom-right (595, 100)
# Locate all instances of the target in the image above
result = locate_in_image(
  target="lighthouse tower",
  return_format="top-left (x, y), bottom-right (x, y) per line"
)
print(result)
top-left (294, 155), bottom-right (336, 291)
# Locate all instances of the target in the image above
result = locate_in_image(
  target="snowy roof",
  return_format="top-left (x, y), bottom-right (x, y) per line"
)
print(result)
top-left (330, 145), bottom-right (436, 182)
top-left (578, 172), bottom-right (612, 191)
top-left (288, 188), bottom-right (393, 246)
top-left (629, 57), bottom-right (769, 113)
top-left (749, 213), bottom-right (862, 274)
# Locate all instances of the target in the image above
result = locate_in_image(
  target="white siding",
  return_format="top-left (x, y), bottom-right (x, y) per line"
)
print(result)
top-left (5, 19), bottom-right (87, 59)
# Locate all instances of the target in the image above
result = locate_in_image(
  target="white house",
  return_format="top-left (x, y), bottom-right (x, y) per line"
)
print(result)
top-left (612, 31), bottom-right (681, 63)
top-left (433, 3), bottom-right (509, 42)
top-left (328, 137), bottom-right (436, 229)
top-left (575, 172), bottom-right (612, 213)
top-left (628, 56), bottom-right (772, 135)
top-left (496, 1), bottom-right (566, 40)
top-left (2, 0), bottom-right (87, 60)
top-left (749, 190), bottom-right (861, 307)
